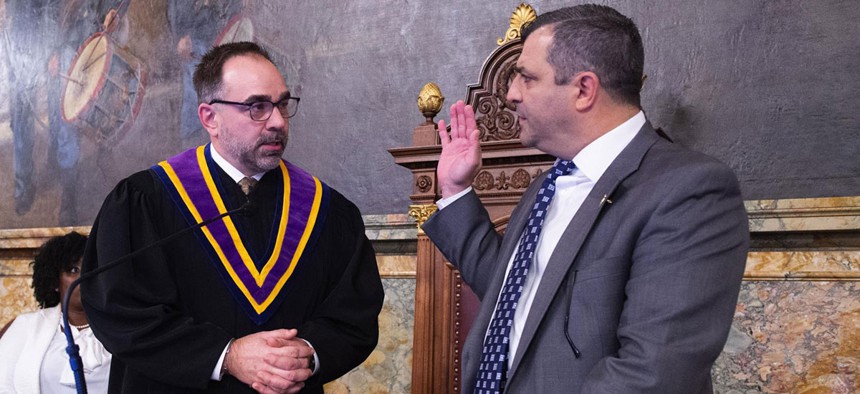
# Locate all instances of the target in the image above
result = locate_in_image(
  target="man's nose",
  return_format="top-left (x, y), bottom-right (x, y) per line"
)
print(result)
top-left (266, 107), bottom-right (287, 130)
top-left (506, 76), bottom-right (522, 103)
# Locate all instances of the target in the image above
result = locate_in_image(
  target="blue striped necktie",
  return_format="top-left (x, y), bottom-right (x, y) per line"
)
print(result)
top-left (474, 159), bottom-right (576, 394)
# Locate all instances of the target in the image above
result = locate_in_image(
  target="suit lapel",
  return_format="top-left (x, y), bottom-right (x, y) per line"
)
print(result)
top-left (507, 123), bottom-right (661, 380)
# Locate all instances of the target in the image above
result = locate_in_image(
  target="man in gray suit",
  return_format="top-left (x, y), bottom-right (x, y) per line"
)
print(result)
top-left (423, 4), bottom-right (749, 393)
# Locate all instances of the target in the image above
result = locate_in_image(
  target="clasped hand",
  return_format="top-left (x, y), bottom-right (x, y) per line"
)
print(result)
top-left (225, 328), bottom-right (314, 394)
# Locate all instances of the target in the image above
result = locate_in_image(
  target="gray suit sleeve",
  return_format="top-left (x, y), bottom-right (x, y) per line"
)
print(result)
top-left (582, 161), bottom-right (749, 393)
top-left (422, 190), bottom-right (505, 300)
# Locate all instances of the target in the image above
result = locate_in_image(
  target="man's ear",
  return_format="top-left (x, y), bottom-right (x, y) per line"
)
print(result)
top-left (198, 103), bottom-right (219, 138)
top-left (572, 71), bottom-right (600, 112)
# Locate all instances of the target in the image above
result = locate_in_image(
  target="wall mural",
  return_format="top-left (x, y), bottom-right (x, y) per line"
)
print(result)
top-left (2, 0), bottom-right (859, 229)
top-left (0, 0), bottom-right (255, 228)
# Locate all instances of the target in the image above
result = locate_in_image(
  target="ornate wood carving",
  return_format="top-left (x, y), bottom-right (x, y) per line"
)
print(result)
top-left (415, 175), bottom-right (433, 193)
top-left (497, 3), bottom-right (537, 46)
top-left (417, 82), bottom-right (445, 124)
top-left (466, 42), bottom-right (522, 142)
top-left (388, 4), bottom-right (553, 393)
top-left (473, 166), bottom-right (544, 192)
top-left (407, 204), bottom-right (438, 235)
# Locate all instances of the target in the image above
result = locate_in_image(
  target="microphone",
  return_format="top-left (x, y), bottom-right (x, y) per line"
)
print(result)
top-left (61, 199), bottom-right (253, 394)
top-left (240, 199), bottom-right (255, 216)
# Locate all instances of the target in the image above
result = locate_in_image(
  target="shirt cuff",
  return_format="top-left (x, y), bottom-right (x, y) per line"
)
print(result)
top-left (211, 341), bottom-right (231, 381)
top-left (436, 187), bottom-right (472, 210)
top-left (298, 338), bottom-right (320, 375)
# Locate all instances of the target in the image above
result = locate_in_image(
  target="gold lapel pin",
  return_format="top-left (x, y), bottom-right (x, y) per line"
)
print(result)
top-left (599, 195), bottom-right (613, 208)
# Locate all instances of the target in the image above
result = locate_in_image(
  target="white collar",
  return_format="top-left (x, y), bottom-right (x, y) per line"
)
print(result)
top-left (571, 111), bottom-right (645, 182)
top-left (209, 144), bottom-right (264, 182)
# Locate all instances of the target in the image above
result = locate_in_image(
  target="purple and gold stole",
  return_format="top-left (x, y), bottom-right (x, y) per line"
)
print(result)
top-left (151, 144), bottom-right (330, 325)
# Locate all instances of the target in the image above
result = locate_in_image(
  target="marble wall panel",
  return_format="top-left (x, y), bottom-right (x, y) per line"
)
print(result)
top-left (0, 276), bottom-right (38, 328)
top-left (747, 197), bottom-right (860, 233)
top-left (714, 281), bottom-right (859, 393)
top-left (746, 251), bottom-right (860, 280)
top-left (324, 279), bottom-right (414, 394)
top-left (1, 202), bottom-right (858, 392)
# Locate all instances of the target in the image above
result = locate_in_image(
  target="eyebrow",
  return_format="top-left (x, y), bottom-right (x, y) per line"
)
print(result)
top-left (513, 65), bottom-right (533, 77)
top-left (242, 91), bottom-right (291, 103)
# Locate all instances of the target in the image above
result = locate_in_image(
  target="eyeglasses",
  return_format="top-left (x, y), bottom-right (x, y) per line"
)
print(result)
top-left (209, 96), bottom-right (301, 121)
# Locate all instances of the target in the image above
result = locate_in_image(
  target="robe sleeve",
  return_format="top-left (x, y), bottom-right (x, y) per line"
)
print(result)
top-left (297, 191), bottom-right (384, 384)
top-left (81, 171), bottom-right (231, 389)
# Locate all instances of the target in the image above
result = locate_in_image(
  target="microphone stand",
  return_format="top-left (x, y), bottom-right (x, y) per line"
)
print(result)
top-left (62, 201), bottom-right (252, 394)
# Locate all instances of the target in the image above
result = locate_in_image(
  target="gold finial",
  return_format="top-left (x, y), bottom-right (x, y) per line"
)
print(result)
top-left (497, 3), bottom-right (537, 46)
top-left (408, 204), bottom-right (438, 234)
top-left (417, 82), bottom-right (445, 122)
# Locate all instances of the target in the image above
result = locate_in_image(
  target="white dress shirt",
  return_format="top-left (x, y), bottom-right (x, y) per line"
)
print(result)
top-left (437, 111), bottom-right (645, 367)
top-left (210, 145), bottom-right (264, 183)
top-left (41, 325), bottom-right (111, 394)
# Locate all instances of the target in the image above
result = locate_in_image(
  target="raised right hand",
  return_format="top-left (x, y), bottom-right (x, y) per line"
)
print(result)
top-left (437, 100), bottom-right (481, 198)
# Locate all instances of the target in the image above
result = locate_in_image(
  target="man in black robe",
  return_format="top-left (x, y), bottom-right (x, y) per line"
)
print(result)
top-left (82, 42), bottom-right (383, 394)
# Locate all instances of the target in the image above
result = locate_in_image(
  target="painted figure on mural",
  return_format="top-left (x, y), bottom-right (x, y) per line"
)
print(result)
top-left (3, 0), bottom-right (110, 224)
top-left (167, 0), bottom-right (244, 142)
top-left (5, 0), bottom-right (56, 216)
top-left (50, 0), bottom-right (115, 224)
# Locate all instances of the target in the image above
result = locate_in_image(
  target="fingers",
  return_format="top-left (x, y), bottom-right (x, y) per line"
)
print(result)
top-left (438, 119), bottom-right (448, 148)
top-left (262, 329), bottom-right (299, 347)
top-left (252, 381), bottom-right (303, 394)
top-left (253, 369), bottom-right (309, 394)
top-left (456, 101), bottom-right (468, 139)
top-left (258, 367), bottom-right (312, 386)
top-left (251, 382), bottom-right (281, 394)
top-left (450, 100), bottom-right (476, 140)
top-left (448, 102), bottom-right (460, 139)
top-left (284, 386), bottom-right (304, 394)
top-left (228, 329), bottom-right (306, 385)
top-left (264, 350), bottom-right (313, 370)
top-left (250, 328), bottom-right (297, 343)
top-left (266, 328), bottom-right (298, 339)
top-left (443, 100), bottom-right (477, 142)
top-left (449, 101), bottom-right (467, 139)
top-left (463, 103), bottom-right (477, 135)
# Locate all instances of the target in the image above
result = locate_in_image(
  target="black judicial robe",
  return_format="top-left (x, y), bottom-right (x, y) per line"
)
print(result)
top-left (81, 164), bottom-right (383, 393)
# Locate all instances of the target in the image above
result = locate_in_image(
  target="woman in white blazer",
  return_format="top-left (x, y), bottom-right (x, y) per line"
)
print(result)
top-left (0, 232), bottom-right (110, 393)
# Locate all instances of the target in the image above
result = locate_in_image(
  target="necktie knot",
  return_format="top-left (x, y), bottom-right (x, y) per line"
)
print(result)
top-left (549, 159), bottom-right (575, 180)
top-left (238, 177), bottom-right (257, 196)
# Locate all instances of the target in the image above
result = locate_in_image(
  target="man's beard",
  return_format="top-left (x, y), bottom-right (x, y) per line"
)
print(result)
top-left (221, 126), bottom-right (287, 173)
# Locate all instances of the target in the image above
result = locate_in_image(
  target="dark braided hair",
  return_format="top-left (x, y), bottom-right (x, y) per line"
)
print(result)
top-left (30, 231), bottom-right (87, 308)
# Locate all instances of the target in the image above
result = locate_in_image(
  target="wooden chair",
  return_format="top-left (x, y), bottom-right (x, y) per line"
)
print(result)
top-left (389, 4), bottom-right (556, 393)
